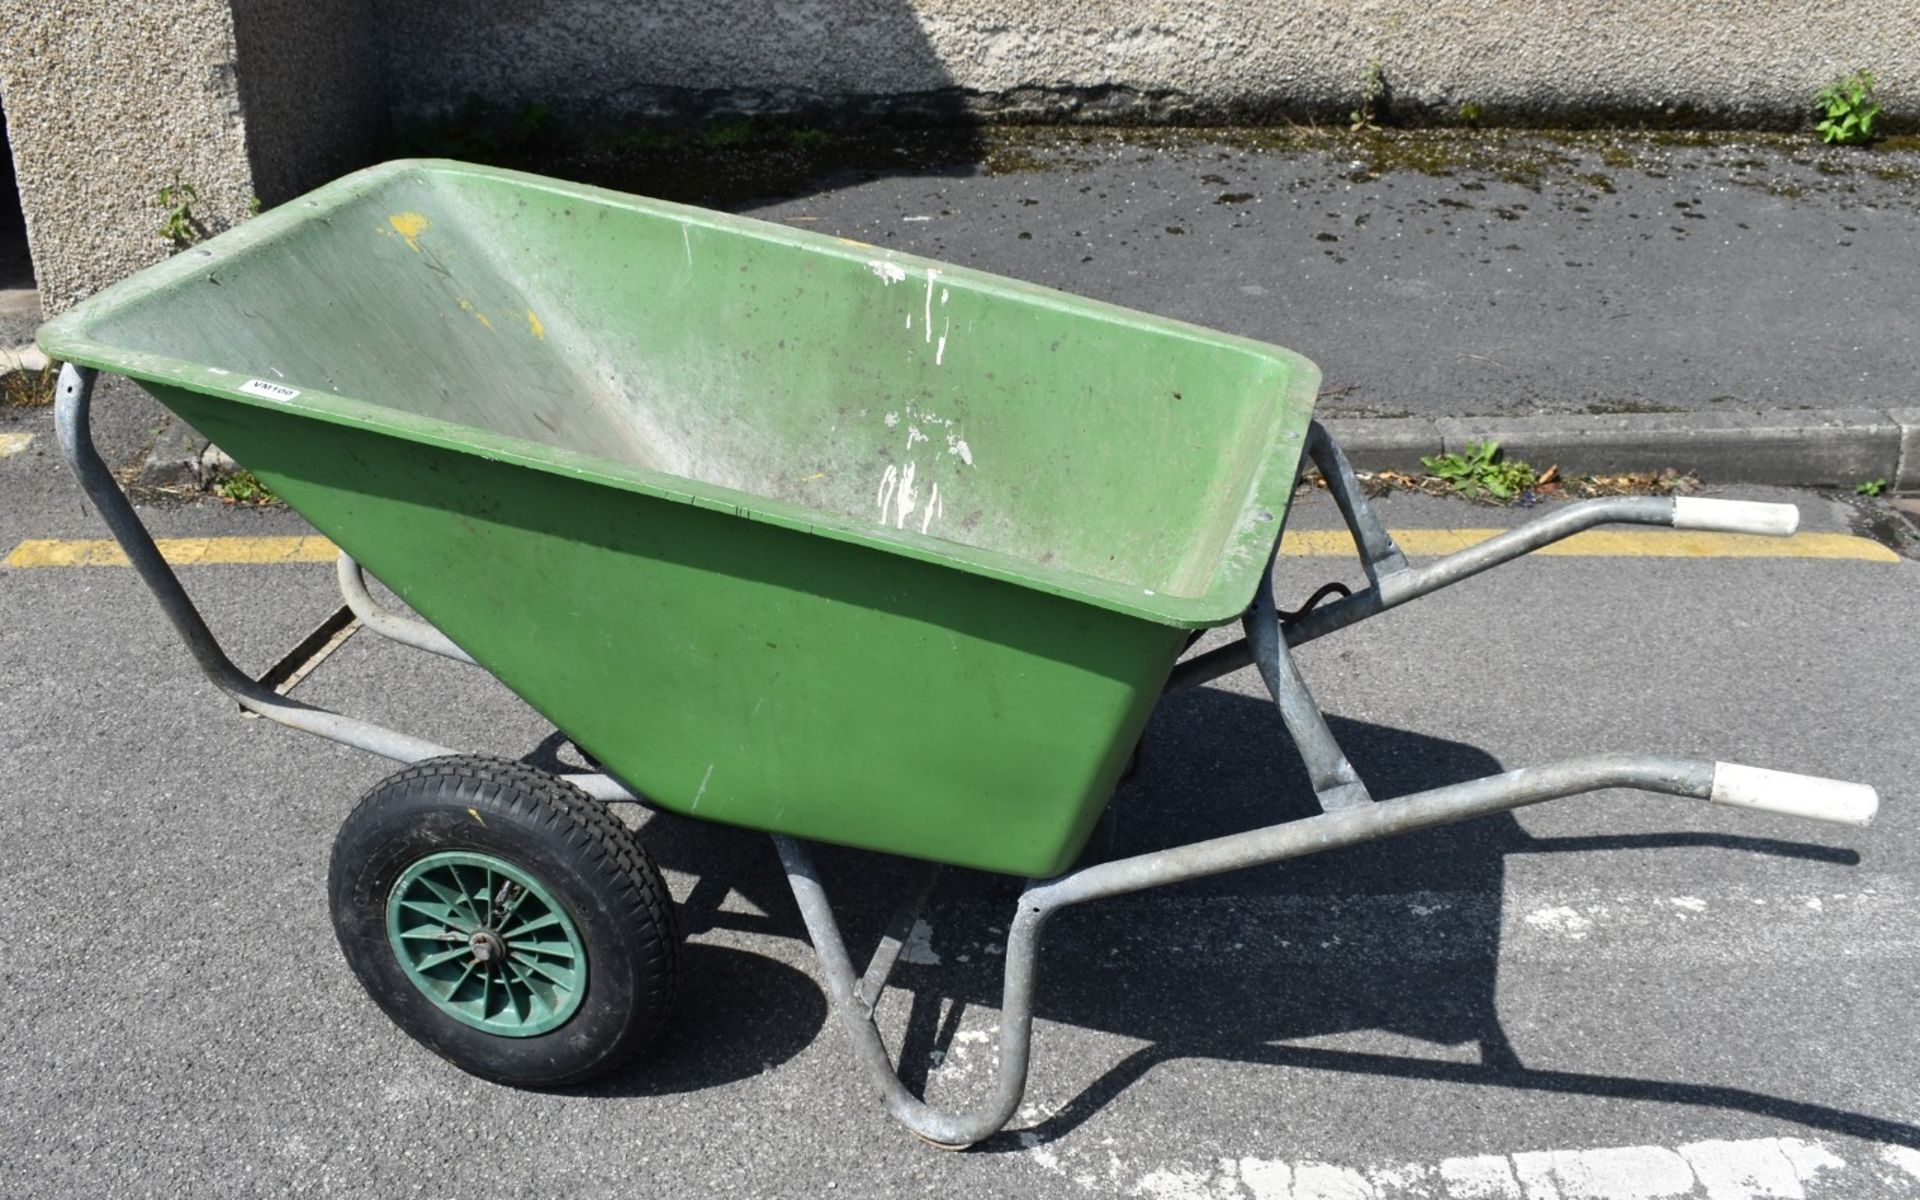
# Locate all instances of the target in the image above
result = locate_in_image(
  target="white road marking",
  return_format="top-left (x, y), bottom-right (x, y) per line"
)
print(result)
top-left (900, 918), bottom-right (941, 965)
top-left (1681, 1137), bottom-right (1824, 1199)
top-left (1032, 1136), bottom-right (1870, 1198)
top-left (1441, 1155), bottom-right (1525, 1198)
top-left (1881, 1144), bottom-right (1920, 1183)
top-left (1512, 1143), bottom-right (1696, 1197)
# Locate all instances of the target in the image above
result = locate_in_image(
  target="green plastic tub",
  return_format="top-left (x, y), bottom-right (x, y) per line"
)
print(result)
top-left (38, 159), bottom-right (1320, 876)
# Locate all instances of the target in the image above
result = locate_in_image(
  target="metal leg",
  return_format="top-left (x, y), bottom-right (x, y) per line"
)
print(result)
top-left (53, 363), bottom-right (633, 802)
top-left (1244, 548), bottom-right (1369, 810)
top-left (778, 756), bottom-right (1872, 1147)
top-left (1306, 421), bottom-right (1408, 585)
top-left (774, 836), bottom-right (1047, 1149)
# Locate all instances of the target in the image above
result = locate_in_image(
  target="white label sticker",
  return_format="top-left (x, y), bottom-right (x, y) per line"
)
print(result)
top-left (238, 378), bottom-right (299, 401)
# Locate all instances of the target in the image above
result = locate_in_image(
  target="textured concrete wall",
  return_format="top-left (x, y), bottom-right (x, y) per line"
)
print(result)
top-left (230, 0), bottom-right (387, 205)
top-left (1, 2), bottom-right (257, 313)
top-left (379, 0), bottom-right (1917, 127)
top-left (0, 0), bottom-right (383, 314)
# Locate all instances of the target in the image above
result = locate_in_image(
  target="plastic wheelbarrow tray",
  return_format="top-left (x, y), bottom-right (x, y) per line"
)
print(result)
top-left (40, 159), bottom-right (1880, 1148)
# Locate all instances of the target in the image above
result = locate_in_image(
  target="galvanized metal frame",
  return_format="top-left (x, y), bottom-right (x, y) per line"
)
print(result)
top-left (53, 364), bottom-right (633, 802)
top-left (759, 422), bottom-right (1867, 1148)
top-left (57, 363), bottom-right (1870, 1148)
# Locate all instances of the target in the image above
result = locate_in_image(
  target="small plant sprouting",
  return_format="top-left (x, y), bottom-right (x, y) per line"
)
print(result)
top-left (1815, 70), bottom-right (1882, 146)
top-left (210, 468), bottom-right (278, 506)
top-left (1351, 60), bottom-right (1387, 133)
top-left (1856, 478), bottom-right (1888, 497)
top-left (1458, 102), bottom-right (1485, 127)
top-left (2, 361), bottom-right (59, 408)
top-left (1420, 440), bottom-right (1538, 501)
top-left (158, 182), bottom-right (203, 249)
top-left (247, 194), bottom-right (263, 217)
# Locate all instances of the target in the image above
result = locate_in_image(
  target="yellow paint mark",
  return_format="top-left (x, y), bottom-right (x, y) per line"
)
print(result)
top-left (526, 309), bottom-right (545, 339)
top-left (1279, 527), bottom-right (1899, 562)
top-left (456, 298), bottom-right (493, 329)
top-left (4, 535), bottom-right (338, 568)
top-left (468, 807), bottom-right (485, 826)
top-left (3, 527), bottom-right (1895, 571)
top-left (387, 211), bottom-right (429, 251)
top-left (0, 432), bottom-right (33, 458)
top-left (802, 472), bottom-right (826, 482)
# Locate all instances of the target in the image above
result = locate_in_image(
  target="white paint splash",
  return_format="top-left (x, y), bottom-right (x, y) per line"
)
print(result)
top-left (1524, 905), bottom-right (1595, 939)
top-left (893, 461), bottom-right (919, 528)
top-left (1671, 896), bottom-right (1708, 912)
top-left (946, 435), bottom-right (973, 466)
top-left (690, 763), bottom-right (713, 811)
top-left (867, 259), bottom-right (907, 285)
top-left (924, 268), bottom-right (940, 342)
top-left (919, 482), bottom-right (943, 535)
top-left (682, 222), bottom-right (693, 265)
top-left (941, 287), bottom-right (950, 305)
top-left (883, 411), bottom-right (899, 427)
top-left (936, 316), bottom-right (951, 365)
top-left (906, 425), bottom-right (928, 448)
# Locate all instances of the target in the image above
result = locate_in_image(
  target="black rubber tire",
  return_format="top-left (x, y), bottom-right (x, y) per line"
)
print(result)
top-left (328, 755), bottom-right (681, 1088)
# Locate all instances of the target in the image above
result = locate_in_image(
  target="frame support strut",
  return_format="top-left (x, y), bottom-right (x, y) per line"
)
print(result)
top-left (51, 363), bottom-right (634, 802)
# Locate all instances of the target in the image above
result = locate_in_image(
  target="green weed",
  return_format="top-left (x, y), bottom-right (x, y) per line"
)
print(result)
top-left (1815, 70), bottom-right (1882, 146)
top-left (158, 182), bottom-right (203, 249)
top-left (1855, 478), bottom-right (1888, 497)
top-left (1420, 440), bottom-right (1538, 500)
top-left (210, 468), bottom-right (277, 505)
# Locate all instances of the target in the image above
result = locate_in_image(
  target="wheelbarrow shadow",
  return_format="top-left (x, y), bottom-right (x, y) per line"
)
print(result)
top-left (531, 690), bottom-right (1908, 1149)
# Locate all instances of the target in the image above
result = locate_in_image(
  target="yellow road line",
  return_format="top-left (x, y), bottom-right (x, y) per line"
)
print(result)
top-left (0, 527), bottom-right (1900, 569)
top-left (0, 432), bottom-right (33, 458)
top-left (4, 535), bottom-right (338, 568)
top-left (1279, 527), bottom-right (1900, 562)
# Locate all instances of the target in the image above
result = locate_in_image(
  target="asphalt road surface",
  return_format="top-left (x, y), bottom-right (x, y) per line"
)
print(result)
top-left (0, 404), bottom-right (1915, 1198)
top-left (732, 128), bottom-right (1920, 420)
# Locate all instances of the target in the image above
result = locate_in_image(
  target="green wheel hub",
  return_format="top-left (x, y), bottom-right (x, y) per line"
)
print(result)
top-left (386, 851), bottom-right (587, 1037)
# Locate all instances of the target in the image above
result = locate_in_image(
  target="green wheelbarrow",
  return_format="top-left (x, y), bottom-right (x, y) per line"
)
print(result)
top-left (40, 159), bottom-right (1878, 1148)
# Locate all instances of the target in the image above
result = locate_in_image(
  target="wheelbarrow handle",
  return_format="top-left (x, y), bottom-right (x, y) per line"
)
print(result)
top-left (1710, 762), bottom-right (1879, 826)
top-left (1672, 497), bottom-right (1800, 537)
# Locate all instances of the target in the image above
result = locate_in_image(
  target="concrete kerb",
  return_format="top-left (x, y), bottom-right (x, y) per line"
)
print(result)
top-left (1893, 409), bottom-right (1920, 493)
top-left (129, 406), bottom-right (1920, 494)
top-left (1321, 409), bottom-right (1920, 491)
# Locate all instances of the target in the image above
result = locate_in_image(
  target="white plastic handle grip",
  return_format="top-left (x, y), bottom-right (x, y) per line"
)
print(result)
top-left (1672, 497), bottom-right (1800, 537)
top-left (1710, 762), bottom-right (1879, 826)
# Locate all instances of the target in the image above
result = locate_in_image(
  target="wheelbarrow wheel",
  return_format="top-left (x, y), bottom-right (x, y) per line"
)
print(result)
top-left (327, 755), bottom-right (680, 1088)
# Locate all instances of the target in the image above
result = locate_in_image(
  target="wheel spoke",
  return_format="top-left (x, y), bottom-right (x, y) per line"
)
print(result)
top-left (516, 955), bottom-right (577, 989)
top-left (415, 944), bottom-right (475, 971)
top-left (509, 937), bottom-right (577, 960)
top-left (500, 911), bottom-right (561, 940)
top-left (397, 922), bottom-right (461, 943)
top-left (397, 896), bottom-right (465, 929)
top-left (441, 958), bottom-right (479, 1002)
top-left (414, 875), bottom-right (476, 924)
top-left (505, 959), bottom-right (553, 1013)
